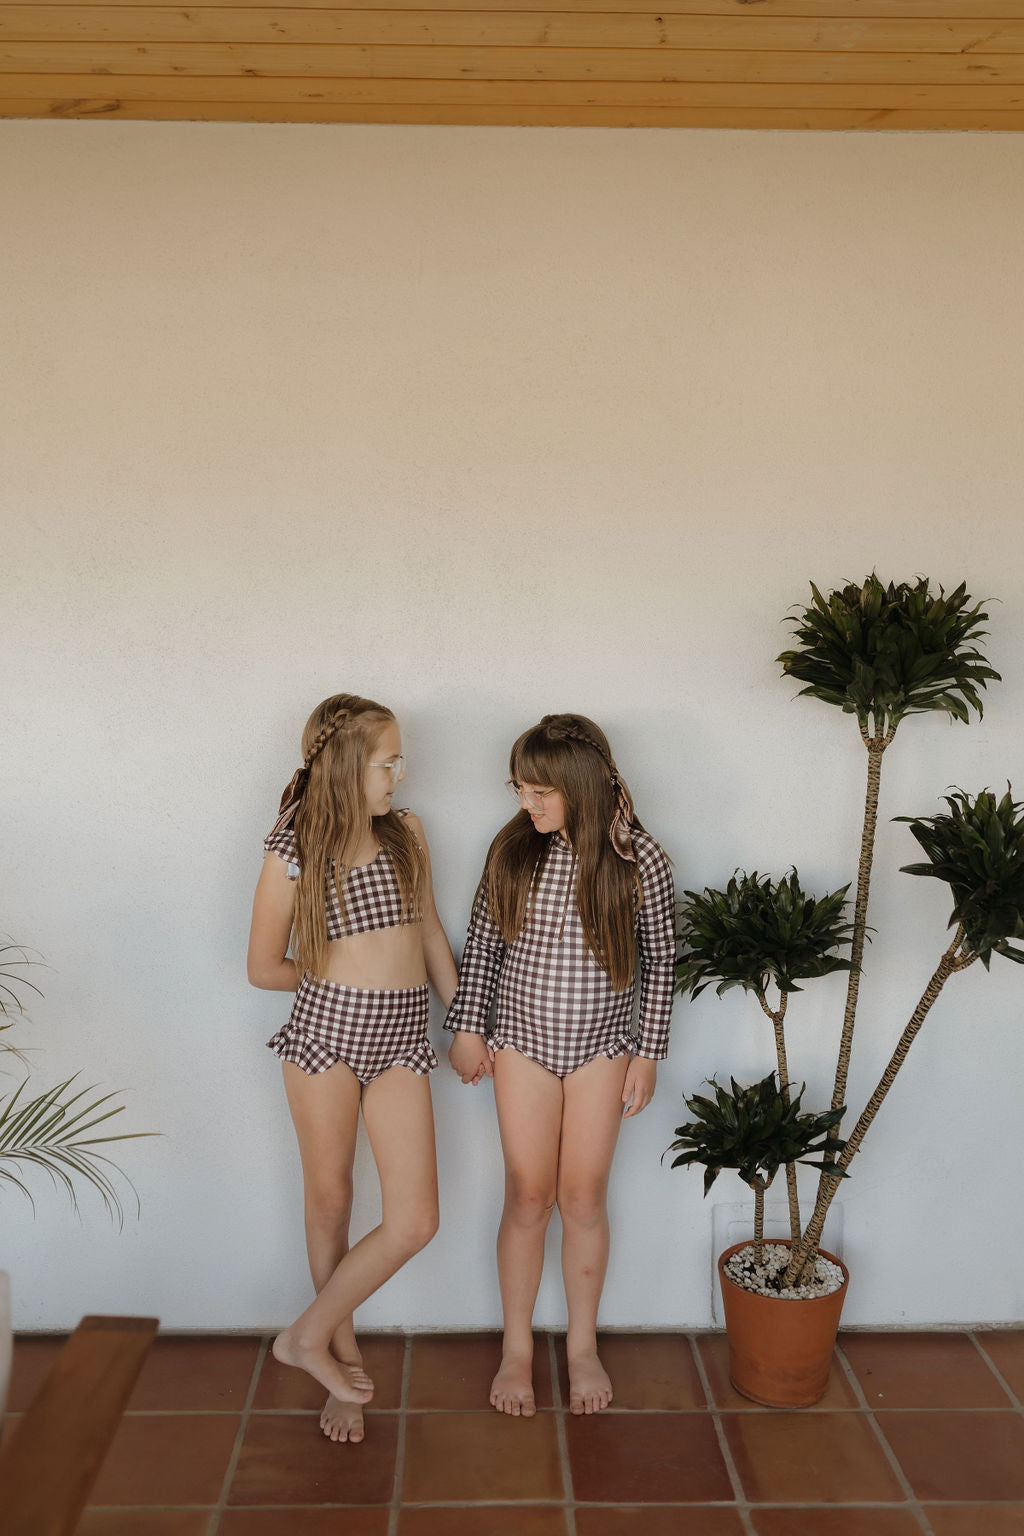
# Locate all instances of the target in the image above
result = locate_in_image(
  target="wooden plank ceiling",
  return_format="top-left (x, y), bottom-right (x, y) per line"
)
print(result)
top-left (2, 0), bottom-right (1023, 128)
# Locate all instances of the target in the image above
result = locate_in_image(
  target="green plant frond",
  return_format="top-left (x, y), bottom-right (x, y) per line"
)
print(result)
top-left (676, 870), bottom-right (854, 999)
top-left (898, 787), bottom-right (1024, 962)
top-left (0, 941), bottom-right (47, 1020)
top-left (0, 1075), bottom-right (152, 1225)
top-left (779, 575), bottom-right (999, 734)
top-left (665, 1072), bottom-right (849, 1196)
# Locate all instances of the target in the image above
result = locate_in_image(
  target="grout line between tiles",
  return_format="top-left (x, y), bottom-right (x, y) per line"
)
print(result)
top-left (687, 1334), bottom-right (756, 1536)
top-left (548, 1332), bottom-right (577, 1536)
top-left (968, 1329), bottom-right (1024, 1410)
top-left (204, 1334), bottom-right (268, 1536)
top-left (835, 1341), bottom-right (935, 1536)
top-left (388, 1332), bottom-right (413, 1536)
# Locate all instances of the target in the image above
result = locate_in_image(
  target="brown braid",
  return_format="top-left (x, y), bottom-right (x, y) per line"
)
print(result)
top-left (541, 714), bottom-right (618, 779)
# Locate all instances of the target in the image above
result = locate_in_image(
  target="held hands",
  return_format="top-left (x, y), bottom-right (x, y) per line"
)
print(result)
top-left (622, 1056), bottom-right (657, 1118)
top-left (448, 1032), bottom-right (495, 1087)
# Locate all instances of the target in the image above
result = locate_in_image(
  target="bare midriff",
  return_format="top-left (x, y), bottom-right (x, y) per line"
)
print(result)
top-left (320, 924), bottom-right (427, 991)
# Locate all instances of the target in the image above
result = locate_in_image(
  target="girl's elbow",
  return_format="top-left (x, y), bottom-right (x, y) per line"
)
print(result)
top-left (247, 956), bottom-right (274, 988)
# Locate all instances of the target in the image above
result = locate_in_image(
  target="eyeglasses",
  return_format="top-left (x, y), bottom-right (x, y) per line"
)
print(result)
top-left (506, 779), bottom-right (557, 810)
top-left (370, 755), bottom-right (406, 784)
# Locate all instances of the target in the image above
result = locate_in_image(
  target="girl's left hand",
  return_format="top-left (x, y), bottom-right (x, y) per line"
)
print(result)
top-left (622, 1057), bottom-right (657, 1118)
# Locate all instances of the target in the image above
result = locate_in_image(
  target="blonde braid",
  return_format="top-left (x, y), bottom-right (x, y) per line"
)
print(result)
top-left (304, 708), bottom-right (351, 769)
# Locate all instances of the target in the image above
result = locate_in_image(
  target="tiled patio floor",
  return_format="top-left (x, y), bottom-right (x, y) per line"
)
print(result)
top-left (6, 1329), bottom-right (1024, 1535)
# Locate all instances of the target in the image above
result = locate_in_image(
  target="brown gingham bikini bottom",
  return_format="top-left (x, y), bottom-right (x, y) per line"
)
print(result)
top-left (268, 978), bottom-right (436, 1085)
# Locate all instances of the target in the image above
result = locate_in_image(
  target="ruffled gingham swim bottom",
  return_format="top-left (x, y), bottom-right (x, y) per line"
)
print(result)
top-left (268, 977), bottom-right (436, 1085)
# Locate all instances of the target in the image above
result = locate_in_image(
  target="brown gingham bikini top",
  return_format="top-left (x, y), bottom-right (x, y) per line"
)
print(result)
top-left (264, 810), bottom-right (422, 938)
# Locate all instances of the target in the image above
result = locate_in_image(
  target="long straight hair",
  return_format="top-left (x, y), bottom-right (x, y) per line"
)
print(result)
top-left (484, 714), bottom-right (642, 992)
top-left (291, 693), bottom-right (423, 979)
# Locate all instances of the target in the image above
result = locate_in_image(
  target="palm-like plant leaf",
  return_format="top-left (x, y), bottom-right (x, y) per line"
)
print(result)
top-left (898, 787), bottom-right (1024, 968)
top-left (666, 1073), bottom-right (848, 1196)
top-left (778, 576), bottom-right (999, 734)
top-left (676, 870), bottom-right (855, 999)
top-left (0, 939), bottom-right (44, 1025)
top-left (0, 1074), bottom-right (152, 1226)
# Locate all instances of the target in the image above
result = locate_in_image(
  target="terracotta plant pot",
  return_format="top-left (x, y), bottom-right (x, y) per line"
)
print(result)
top-left (717, 1238), bottom-right (850, 1408)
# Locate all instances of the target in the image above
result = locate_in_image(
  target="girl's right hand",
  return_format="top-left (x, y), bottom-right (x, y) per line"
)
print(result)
top-left (448, 1032), bottom-right (495, 1087)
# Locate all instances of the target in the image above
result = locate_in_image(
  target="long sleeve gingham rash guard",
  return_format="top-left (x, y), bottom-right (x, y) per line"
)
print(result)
top-left (445, 827), bottom-right (676, 1078)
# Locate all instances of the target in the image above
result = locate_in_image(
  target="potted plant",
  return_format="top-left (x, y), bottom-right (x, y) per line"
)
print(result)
top-left (0, 938), bottom-right (148, 1222)
top-left (670, 577), bottom-right (1024, 1406)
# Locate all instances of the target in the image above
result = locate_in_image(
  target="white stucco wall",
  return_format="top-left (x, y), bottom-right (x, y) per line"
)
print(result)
top-left (2, 122), bottom-right (1023, 1332)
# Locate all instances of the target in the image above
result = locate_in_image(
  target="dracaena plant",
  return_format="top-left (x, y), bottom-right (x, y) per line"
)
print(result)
top-left (666, 1073), bottom-right (846, 1265)
top-left (0, 939), bottom-right (149, 1224)
top-left (672, 579), bottom-right (1020, 1294)
top-left (676, 871), bottom-right (854, 1249)
top-left (778, 577), bottom-right (999, 1151)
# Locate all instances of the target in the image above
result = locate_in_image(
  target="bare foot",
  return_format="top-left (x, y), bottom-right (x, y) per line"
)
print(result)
top-left (568, 1350), bottom-right (613, 1415)
top-left (490, 1353), bottom-right (536, 1417)
top-left (272, 1330), bottom-right (374, 1405)
top-left (321, 1391), bottom-right (365, 1443)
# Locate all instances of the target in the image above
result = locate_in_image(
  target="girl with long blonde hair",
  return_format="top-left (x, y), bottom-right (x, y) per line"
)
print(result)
top-left (446, 713), bottom-right (676, 1417)
top-left (248, 693), bottom-right (457, 1444)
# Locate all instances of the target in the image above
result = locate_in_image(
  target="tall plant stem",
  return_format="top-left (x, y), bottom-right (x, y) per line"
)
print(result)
top-left (828, 726), bottom-right (895, 1131)
top-left (785, 927), bottom-right (972, 1286)
top-left (751, 1178), bottom-right (767, 1263)
top-left (758, 989), bottom-right (801, 1247)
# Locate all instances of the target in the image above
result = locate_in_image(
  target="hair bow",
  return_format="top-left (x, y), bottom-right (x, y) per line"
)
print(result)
top-left (270, 765), bottom-right (309, 836)
top-left (609, 775), bottom-right (637, 863)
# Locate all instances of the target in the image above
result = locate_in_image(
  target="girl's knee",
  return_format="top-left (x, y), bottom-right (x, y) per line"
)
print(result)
top-left (505, 1182), bottom-right (557, 1229)
top-left (384, 1202), bottom-right (439, 1260)
top-left (304, 1180), bottom-right (354, 1235)
top-left (556, 1182), bottom-right (607, 1228)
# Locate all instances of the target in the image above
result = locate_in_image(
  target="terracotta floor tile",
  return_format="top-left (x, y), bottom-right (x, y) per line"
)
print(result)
top-left (576, 1508), bottom-right (746, 1536)
top-left (924, 1506), bottom-right (1024, 1535)
top-left (722, 1411), bottom-right (905, 1503)
top-left (253, 1334), bottom-right (405, 1411)
top-left (402, 1409), bottom-right (562, 1502)
top-left (76, 1514), bottom-right (212, 1536)
top-left (408, 1331), bottom-right (552, 1410)
top-left (697, 1333), bottom-right (857, 1410)
top-left (229, 1412), bottom-right (398, 1505)
top-left (127, 1335), bottom-right (262, 1411)
top-left (841, 1331), bottom-right (1010, 1409)
top-left (87, 1413), bottom-right (240, 1505)
top-left (878, 1411), bottom-right (1024, 1501)
top-left (399, 1509), bottom-right (569, 1536)
top-left (567, 1412), bottom-right (732, 1503)
top-left (750, 1512), bottom-right (922, 1536)
top-left (554, 1333), bottom-right (706, 1411)
top-left (220, 1509), bottom-right (390, 1535)
top-left (8, 1334), bottom-right (67, 1410)
top-left (975, 1331), bottom-right (1024, 1401)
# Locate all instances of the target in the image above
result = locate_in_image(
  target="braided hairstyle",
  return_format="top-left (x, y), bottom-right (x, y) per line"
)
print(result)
top-left (484, 713), bottom-right (643, 992)
top-left (289, 693), bottom-right (423, 979)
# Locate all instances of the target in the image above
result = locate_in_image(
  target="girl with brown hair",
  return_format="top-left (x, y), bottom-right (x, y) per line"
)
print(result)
top-left (446, 713), bottom-right (675, 1417)
top-left (248, 693), bottom-right (457, 1444)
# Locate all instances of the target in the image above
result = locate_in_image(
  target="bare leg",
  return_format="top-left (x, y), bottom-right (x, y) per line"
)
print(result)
top-left (282, 1060), bottom-right (367, 1443)
top-left (273, 1065), bottom-right (439, 1407)
top-left (490, 1048), bottom-right (563, 1416)
top-left (558, 1052), bottom-right (629, 1414)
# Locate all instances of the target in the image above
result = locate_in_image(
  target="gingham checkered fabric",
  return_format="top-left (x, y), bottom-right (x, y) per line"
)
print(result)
top-left (264, 816), bottom-right (419, 937)
top-left (445, 828), bottom-right (676, 1077)
top-left (268, 979), bottom-right (435, 1083)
